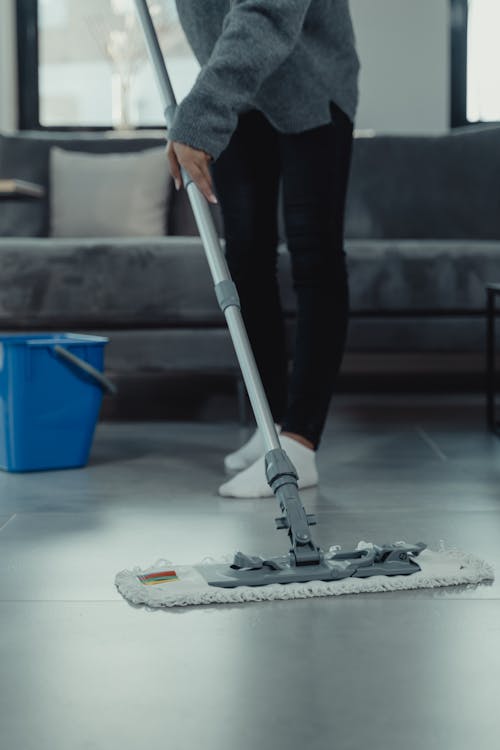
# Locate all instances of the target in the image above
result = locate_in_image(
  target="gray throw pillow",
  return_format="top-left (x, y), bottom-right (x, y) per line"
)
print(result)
top-left (50, 146), bottom-right (171, 237)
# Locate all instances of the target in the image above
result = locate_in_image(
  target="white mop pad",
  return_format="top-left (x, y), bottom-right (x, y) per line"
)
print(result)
top-left (115, 541), bottom-right (494, 608)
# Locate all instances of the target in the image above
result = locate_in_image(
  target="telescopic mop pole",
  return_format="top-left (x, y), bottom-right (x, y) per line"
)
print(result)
top-left (134, 0), bottom-right (321, 566)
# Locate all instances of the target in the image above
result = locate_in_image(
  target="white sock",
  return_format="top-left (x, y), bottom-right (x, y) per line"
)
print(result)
top-left (224, 423), bottom-right (281, 472)
top-left (219, 435), bottom-right (318, 498)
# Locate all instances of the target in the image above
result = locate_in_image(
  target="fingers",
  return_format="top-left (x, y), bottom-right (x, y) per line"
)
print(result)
top-left (168, 141), bottom-right (218, 205)
top-left (190, 161), bottom-right (218, 205)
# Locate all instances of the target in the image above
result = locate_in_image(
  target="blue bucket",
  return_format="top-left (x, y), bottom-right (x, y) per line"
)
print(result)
top-left (0, 333), bottom-right (114, 472)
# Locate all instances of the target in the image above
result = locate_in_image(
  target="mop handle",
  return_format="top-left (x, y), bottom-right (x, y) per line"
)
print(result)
top-left (134, 0), bottom-right (281, 454)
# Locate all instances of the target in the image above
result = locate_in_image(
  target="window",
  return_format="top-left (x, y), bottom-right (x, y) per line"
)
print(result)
top-left (17, 0), bottom-right (200, 129)
top-left (466, 0), bottom-right (500, 122)
top-left (451, 0), bottom-right (500, 127)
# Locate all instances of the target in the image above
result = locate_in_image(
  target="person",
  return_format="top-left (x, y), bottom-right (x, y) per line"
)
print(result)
top-left (166, 0), bottom-right (360, 498)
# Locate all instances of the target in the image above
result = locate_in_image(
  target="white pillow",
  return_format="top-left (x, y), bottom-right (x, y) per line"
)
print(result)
top-left (49, 146), bottom-right (171, 237)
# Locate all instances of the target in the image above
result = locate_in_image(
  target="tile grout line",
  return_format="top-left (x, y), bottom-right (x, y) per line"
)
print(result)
top-left (0, 514), bottom-right (17, 533)
top-left (415, 426), bottom-right (448, 462)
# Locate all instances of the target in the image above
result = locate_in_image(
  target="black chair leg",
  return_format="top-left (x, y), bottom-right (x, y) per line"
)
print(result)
top-left (486, 287), bottom-right (500, 435)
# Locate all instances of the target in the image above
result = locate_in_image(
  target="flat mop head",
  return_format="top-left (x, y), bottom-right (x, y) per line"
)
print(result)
top-left (115, 541), bottom-right (494, 608)
top-left (113, 434), bottom-right (494, 608)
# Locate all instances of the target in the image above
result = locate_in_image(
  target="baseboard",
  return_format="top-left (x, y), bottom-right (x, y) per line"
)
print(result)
top-left (100, 353), bottom-right (498, 421)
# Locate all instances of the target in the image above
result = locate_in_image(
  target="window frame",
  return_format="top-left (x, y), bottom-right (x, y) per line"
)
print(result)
top-left (450, 0), bottom-right (468, 128)
top-left (16, 0), bottom-right (40, 130)
top-left (16, 0), bottom-right (166, 131)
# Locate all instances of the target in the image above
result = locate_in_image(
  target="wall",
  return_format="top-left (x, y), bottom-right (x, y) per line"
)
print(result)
top-left (351, 0), bottom-right (450, 134)
top-left (0, 0), bottom-right (17, 132)
top-left (0, 0), bottom-right (451, 135)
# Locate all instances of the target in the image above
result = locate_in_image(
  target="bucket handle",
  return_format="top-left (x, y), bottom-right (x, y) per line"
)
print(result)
top-left (53, 345), bottom-right (117, 395)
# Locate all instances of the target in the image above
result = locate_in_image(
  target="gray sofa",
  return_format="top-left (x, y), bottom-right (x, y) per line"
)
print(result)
top-left (1, 126), bottom-right (500, 388)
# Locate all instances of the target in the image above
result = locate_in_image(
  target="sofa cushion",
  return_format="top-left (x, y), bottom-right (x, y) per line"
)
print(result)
top-left (342, 239), bottom-right (500, 312)
top-left (345, 127), bottom-right (500, 240)
top-left (0, 237), bottom-right (222, 327)
top-left (49, 146), bottom-right (171, 238)
top-left (0, 131), bottom-right (169, 237)
top-left (0, 237), bottom-right (499, 329)
top-left (0, 195), bottom-right (44, 238)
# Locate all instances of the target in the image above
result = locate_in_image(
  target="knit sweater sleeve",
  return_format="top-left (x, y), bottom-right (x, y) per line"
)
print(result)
top-left (168, 0), bottom-right (312, 161)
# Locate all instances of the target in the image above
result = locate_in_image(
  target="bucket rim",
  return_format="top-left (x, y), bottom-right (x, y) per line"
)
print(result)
top-left (0, 333), bottom-right (109, 346)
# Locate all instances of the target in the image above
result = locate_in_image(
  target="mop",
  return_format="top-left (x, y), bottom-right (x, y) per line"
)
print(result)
top-left (115, 0), bottom-right (494, 608)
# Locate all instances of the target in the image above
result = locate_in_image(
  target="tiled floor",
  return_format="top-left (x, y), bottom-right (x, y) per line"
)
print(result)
top-left (1, 393), bottom-right (499, 750)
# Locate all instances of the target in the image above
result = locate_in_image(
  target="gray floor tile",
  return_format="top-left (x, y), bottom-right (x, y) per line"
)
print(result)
top-left (1, 599), bottom-right (499, 750)
top-left (0, 394), bottom-right (499, 750)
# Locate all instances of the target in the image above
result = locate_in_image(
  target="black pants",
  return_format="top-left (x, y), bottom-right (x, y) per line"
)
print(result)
top-left (210, 100), bottom-right (354, 449)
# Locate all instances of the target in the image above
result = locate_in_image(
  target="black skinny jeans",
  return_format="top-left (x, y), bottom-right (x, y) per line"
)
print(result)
top-left (210, 100), bottom-right (354, 449)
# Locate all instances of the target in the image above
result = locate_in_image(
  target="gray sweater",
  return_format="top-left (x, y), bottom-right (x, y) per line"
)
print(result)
top-left (168, 0), bottom-right (360, 161)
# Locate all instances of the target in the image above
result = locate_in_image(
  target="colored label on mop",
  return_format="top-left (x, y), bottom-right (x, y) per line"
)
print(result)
top-left (137, 570), bottom-right (178, 585)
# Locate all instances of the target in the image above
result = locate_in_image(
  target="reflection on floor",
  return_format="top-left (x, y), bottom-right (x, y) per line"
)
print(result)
top-left (1, 393), bottom-right (499, 750)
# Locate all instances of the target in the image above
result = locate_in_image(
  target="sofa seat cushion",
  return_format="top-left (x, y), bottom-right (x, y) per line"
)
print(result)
top-left (342, 239), bottom-right (500, 312)
top-left (0, 237), bottom-right (226, 327)
top-left (0, 237), bottom-right (499, 327)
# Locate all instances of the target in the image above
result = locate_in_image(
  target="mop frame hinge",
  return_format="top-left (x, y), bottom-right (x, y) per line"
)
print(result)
top-left (275, 513), bottom-right (317, 530)
top-left (265, 448), bottom-right (322, 566)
